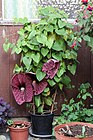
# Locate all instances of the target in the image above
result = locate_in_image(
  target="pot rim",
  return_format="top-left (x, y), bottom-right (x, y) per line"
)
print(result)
top-left (30, 112), bottom-right (54, 117)
top-left (8, 120), bottom-right (31, 130)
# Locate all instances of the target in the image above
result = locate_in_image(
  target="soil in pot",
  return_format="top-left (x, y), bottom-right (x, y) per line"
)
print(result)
top-left (9, 121), bottom-right (30, 140)
top-left (54, 122), bottom-right (93, 140)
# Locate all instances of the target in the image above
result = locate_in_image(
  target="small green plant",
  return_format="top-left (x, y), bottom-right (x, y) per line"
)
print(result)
top-left (7, 119), bottom-right (14, 126)
top-left (54, 82), bottom-right (93, 125)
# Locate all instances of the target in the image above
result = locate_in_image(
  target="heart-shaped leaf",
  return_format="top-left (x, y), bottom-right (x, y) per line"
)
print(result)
top-left (36, 69), bottom-right (46, 81)
top-left (23, 56), bottom-right (32, 70)
top-left (41, 48), bottom-right (49, 57)
top-left (67, 64), bottom-right (77, 75)
top-left (32, 53), bottom-right (40, 63)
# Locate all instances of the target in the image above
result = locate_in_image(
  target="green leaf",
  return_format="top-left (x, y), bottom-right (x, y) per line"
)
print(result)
top-left (44, 87), bottom-right (50, 92)
top-left (48, 79), bottom-right (56, 87)
top-left (44, 97), bottom-right (52, 106)
top-left (88, 37), bottom-right (93, 47)
top-left (3, 42), bottom-right (14, 52)
top-left (36, 69), bottom-right (46, 81)
top-left (52, 39), bottom-right (66, 51)
top-left (46, 34), bottom-right (55, 49)
top-left (52, 52), bottom-right (62, 61)
top-left (42, 91), bottom-right (50, 97)
top-left (66, 23), bottom-right (74, 29)
top-left (34, 95), bottom-right (41, 107)
top-left (14, 47), bottom-right (22, 54)
top-left (37, 34), bottom-right (47, 45)
top-left (62, 75), bottom-right (71, 86)
top-left (49, 13), bottom-right (62, 19)
top-left (37, 106), bottom-right (43, 113)
top-left (14, 17), bottom-right (28, 24)
top-left (32, 53), bottom-right (40, 63)
top-left (82, 93), bottom-right (92, 100)
top-left (38, 19), bottom-right (48, 25)
top-left (54, 76), bottom-right (61, 83)
top-left (77, 37), bottom-right (82, 43)
top-left (23, 56), bottom-right (32, 70)
top-left (83, 35), bottom-right (90, 42)
top-left (30, 37), bottom-right (39, 45)
top-left (63, 50), bottom-right (77, 60)
top-left (57, 62), bottom-right (66, 77)
top-left (7, 120), bottom-right (14, 126)
top-left (55, 28), bottom-right (67, 36)
top-left (41, 48), bottom-right (49, 57)
top-left (17, 28), bottom-right (25, 36)
top-left (25, 25), bottom-right (32, 32)
top-left (14, 64), bottom-right (23, 73)
top-left (28, 30), bottom-right (36, 39)
top-left (58, 20), bottom-right (66, 28)
top-left (58, 83), bottom-right (63, 90)
top-left (44, 25), bottom-right (53, 32)
top-left (22, 47), bottom-right (28, 53)
top-left (67, 64), bottom-right (77, 75)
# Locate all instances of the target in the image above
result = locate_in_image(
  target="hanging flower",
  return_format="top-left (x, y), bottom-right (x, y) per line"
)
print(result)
top-left (11, 73), bottom-right (48, 105)
top-left (42, 59), bottom-right (60, 79)
top-left (11, 73), bottom-right (33, 105)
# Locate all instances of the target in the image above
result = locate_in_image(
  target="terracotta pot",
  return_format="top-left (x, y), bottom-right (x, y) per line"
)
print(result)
top-left (54, 122), bottom-right (93, 140)
top-left (9, 121), bottom-right (30, 140)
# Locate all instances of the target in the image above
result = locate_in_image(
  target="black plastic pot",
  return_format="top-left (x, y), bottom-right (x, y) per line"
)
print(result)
top-left (30, 113), bottom-right (54, 137)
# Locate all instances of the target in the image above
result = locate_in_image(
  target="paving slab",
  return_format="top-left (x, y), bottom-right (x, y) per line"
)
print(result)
top-left (0, 132), bottom-right (55, 140)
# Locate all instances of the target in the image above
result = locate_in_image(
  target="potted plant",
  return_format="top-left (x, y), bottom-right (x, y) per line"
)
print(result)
top-left (54, 122), bottom-right (93, 140)
top-left (7, 119), bottom-right (31, 140)
top-left (54, 82), bottom-right (93, 139)
top-left (3, 6), bottom-right (79, 137)
top-left (0, 97), bottom-right (14, 134)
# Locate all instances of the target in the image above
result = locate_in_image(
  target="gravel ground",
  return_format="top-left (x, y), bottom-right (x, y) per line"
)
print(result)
top-left (0, 133), bottom-right (55, 140)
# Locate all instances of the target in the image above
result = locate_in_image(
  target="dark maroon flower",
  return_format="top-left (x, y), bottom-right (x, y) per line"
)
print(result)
top-left (11, 73), bottom-right (48, 105)
top-left (42, 59), bottom-right (60, 79)
top-left (32, 80), bottom-right (48, 95)
top-left (11, 73), bottom-right (33, 105)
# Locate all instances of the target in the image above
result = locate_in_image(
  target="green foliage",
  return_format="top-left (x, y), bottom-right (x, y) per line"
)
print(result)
top-left (76, 2), bottom-right (93, 52)
top-left (54, 83), bottom-right (93, 125)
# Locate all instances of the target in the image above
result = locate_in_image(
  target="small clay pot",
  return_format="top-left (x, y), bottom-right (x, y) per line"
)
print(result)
top-left (9, 121), bottom-right (31, 140)
top-left (54, 122), bottom-right (93, 140)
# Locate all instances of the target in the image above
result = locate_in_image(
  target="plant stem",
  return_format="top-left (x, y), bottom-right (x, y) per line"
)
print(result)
top-left (50, 89), bottom-right (57, 113)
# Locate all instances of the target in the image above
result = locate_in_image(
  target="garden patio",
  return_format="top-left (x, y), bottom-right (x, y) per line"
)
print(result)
top-left (0, 0), bottom-right (93, 140)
